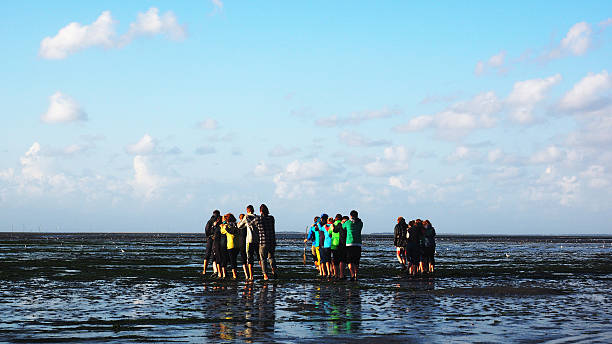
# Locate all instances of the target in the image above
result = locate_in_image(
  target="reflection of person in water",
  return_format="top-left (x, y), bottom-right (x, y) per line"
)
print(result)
top-left (315, 284), bottom-right (362, 335)
top-left (256, 283), bottom-right (276, 335)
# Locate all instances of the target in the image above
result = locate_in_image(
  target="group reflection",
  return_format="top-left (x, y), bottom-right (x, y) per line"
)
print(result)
top-left (203, 282), bottom-right (276, 342)
top-left (310, 283), bottom-right (362, 335)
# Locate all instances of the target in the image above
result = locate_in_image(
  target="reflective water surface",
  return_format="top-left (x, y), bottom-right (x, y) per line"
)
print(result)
top-left (1, 233), bottom-right (611, 343)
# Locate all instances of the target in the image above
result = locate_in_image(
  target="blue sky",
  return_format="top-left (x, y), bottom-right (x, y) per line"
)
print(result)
top-left (1, 1), bottom-right (611, 234)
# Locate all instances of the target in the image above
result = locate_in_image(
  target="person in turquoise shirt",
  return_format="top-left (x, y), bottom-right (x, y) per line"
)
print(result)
top-left (304, 216), bottom-right (320, 270)
top-left (343, 210), bottom-right (363, 280)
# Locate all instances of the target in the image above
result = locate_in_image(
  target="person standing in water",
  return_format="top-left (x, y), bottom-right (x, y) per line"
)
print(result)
top-left (240, 205), bottom-right (259, 281)
top-left (220, 213), bottom-right (239, 279)
top-left (394, 217), bottom-right (408, 270)
top-left (422, 220), bottom-right (436, 273)
top-left (250, 204), bottom-right (277, 280)
top-left (333, 214), bottom-right (347, 279)
top-left (344, 210), bottom-right (363, 281)
top-left (305, 216), bottom-right (320, 271)
top-left (203, 210), bottom-right (221, 276)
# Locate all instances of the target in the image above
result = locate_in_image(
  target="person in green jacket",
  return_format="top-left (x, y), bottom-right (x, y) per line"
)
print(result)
top-left (331, 213), bottom-right (345, 279)
top-left (343, 210), bottom-right (363, 281)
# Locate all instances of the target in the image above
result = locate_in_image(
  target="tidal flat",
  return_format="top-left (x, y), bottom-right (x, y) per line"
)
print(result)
top-left (1, 233), bottom-right (611, 343)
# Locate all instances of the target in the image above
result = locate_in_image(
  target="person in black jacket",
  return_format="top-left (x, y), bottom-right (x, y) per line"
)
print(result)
top-left (405, 220), bottom-right (422, 275)
top-left (394, 217), bottom-right (408, 270)
top-left (203, 210), bottom-right (221, 276)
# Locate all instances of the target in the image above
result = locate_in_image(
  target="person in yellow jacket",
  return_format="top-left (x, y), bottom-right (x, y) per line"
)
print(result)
top-left (220, 213), bottom-right (239, 279)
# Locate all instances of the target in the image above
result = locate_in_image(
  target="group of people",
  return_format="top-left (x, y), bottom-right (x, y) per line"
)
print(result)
top-left (202, 206), bottom-right (435, 281)
top-left (394, 218), bottom-right (436, 275)
top-left (304, 210), bottom-right (363, 281)
top-left (202, 204), bottom-right (278, 281)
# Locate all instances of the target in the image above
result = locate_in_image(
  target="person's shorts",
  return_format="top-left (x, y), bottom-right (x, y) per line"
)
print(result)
top-left (332, 247), bottom-right (345, 264)
top-left (346, 246), bottom-right (361, 265)
top-left (423, 246), bottom-right (435, 261)
top-left (396, 246), bottom-right (405, 257)
top-left (319, 247), bottom-right (331, 263)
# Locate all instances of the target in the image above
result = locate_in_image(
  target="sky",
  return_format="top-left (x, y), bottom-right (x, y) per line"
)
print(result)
top-left (1, 1), bottom-right (611, 234)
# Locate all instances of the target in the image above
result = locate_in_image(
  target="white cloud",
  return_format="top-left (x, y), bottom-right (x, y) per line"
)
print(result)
top-left (474, 61), bottom-right (485, 76)
top-left (120, 7), bottom-right (186, 45)
top-left (130, 155), bottom-right (165, 200)
top-left (39, 11), bottom-right (115, 59)
top-left (268, 145), bottom-right (300, 157)
top-left (488, 148), bottom-right (503, 163)
top-left (126, 134), bottom-right (156, 155)
top-left (561, 22), bottom-right (592, 56)
top-left (41, 92), bottom-right (88, 123)
top-left (447, 146), bottom-right (470, 162)
top-left (580, 165), bottom-right (610, 188)
top-left (530, 145), bottom-right (563, 164)
top-left (338, 131), bottom-right (389, 147)
top-left (392, 115), bottom-right (434, 132)
top-left (40, 8), bottom-right (186, 59)
top-left (393, 92), bottom-right (501, 138)
top-left (211, 0), bottom-right (224, 12)
top-left (273, 159), bottom-right (331, 199)
top-left (488, 51), bottom-right (506, 67)
top-left (198, 118), bottom-right (218, 130)
top-left (364, 146), bottom-right (411, 176)
top-left (254, 161), bottom-right (280, 177)
top-left (474, 51), bottom-right (506, 76)
top-left (506, 74), bottom-right (562, 123)
top-left (559, 70), bottom-right (611, 112)
top-left (315, 107), bottom-right (401, 127)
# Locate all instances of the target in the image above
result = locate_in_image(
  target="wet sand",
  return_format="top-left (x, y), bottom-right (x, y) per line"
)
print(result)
top-left (1, 233), bottom-right (611, 343)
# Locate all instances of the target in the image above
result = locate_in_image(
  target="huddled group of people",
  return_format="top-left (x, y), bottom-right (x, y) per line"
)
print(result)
top-left (394, 218), bottom-right (436, 275)
top-left (202, 206), bottom-right (435, 282)
top-left (304, 210), bottom-right (363, 281)
top-left (202, 204), bottom-right (277, 281)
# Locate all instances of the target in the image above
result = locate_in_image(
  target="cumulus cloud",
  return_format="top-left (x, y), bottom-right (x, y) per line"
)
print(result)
top-left (254, 161), bottom-right (280, 177)
top-left (558, 70), bottom-right (611, 113)
top-left (560, 22), bottom-right (592, 56)
top-left (41, 92), bottom-right (88, 123)
top-left (530, 146), bottom-right (564, 164)
top-left (119, 7), bottom-right (186, 46)
top-left (198, 118), bottom-right (218, 130)
top-left (315, 107), bottom-right (401, 127)
top-left (447, 146), bottom-right (471, 162)
top-left (364, 146), bottom-right (411, 176)
top-left (126, 134), bottom-right (156, 155)
top-left (474, 50), bottom-right (506, 76)
top-left (506, 74), bottom-right (562, 123)
top-left (129, 155), bottom-right (165, 200)
top-left (39, 11), bottom-right (115, 59)
top-left (273, 159), bottom-right (331, 199)
top-left (338, 131), bottom-right (390, 147)
top-left (393, 92), bottom-right (501, 138)
top-left (39, 8), bottom-right (186, 59)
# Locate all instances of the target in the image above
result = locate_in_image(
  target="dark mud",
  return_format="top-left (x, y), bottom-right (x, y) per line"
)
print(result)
top-left (1, 233), bottom-right (611, 343)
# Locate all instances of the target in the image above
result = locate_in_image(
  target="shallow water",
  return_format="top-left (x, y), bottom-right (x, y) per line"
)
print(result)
top-left (1, 233), bottom-right (611, 343)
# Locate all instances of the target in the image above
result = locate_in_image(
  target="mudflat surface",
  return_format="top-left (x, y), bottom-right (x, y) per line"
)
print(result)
top-left (1, 233), bottom-right (611, 343)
